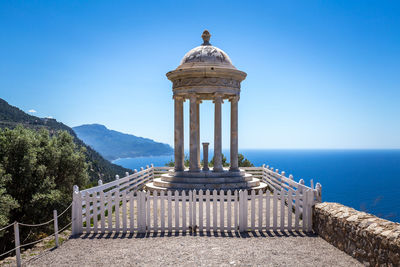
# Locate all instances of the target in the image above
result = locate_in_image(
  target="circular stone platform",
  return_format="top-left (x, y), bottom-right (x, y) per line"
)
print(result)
top-left (146, 168), bottom-right (268, 192)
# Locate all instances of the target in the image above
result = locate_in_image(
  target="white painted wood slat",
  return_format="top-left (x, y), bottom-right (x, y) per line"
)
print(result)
top-left (258, 190), bottom-right (263, 231)
top-left (174, 191), bottom-right (179, 230)
top-left (251, 190), bottom-right (256, 230)
top-left (206, 190), bottom-right (210, 232)
top-left (280, 189), bottom-right (285, 231)
top-left (199, 190), bottom-right (204, 232)
top-left (100, 191), bottom-right (105, 232)
top-left (213, 190), bottom-right (217, 232)
top-left (167, 191), bottom-right (172, 232)
top-left (273, 190), bottom-right (278, 231)
top-left (130, 191), bottom-right (134, 232)
top-left (182, 191), bottom-right (186, 232)
top-left (107, 193), bottom-right (112, 232)
top-left (122, 191), bottom-right (127, 233)
top-left (265, 192), bottom-right (270, 231)
top-left (288, 188), bottom-right (293, 231)
top-left (160, 191), bottom-right (165, 231)
top-left (227, 190), bottom-right (232, 231)
top-left (220, 190), bottom-right (224, 231)
top-left (85, 193), bottom-right (90, 233)
top-left (115, 192), bottom-right (120, 232)
top-left (153, 191), bottom-right (158, 232)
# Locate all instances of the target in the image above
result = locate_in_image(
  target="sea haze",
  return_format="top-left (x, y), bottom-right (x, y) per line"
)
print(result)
top-left (113, 149), bottom-right (400, 223)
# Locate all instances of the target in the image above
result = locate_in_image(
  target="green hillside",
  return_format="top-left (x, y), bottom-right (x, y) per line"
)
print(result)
top-left (0, 98), bottom-right (131, 183)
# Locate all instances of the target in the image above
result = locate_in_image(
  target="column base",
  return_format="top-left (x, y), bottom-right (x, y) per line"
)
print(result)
top-left (229, 167), bottom-right (240, 172)
top-left (213, 167), bottom-right (223, 172)
top-left (145, 168), bottom-right (268, 192)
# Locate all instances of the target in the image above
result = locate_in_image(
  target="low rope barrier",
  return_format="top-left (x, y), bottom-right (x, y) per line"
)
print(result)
top-left (18, 221), bottom-right (71, 249)
top-left (57, 203), bottom-right (73, 217)
top-left (18, 218), bottom-right (54, 228)
top-left (0, 222), bottom-right (14, 232)
top-left (0, 221), bottom-right (73, 259)
top-left (0, 203), bottom-right (74, 267)
top-left (0, 247), bottom-right (17, 259)
top-left (0, 203), bottom-right (72, 230)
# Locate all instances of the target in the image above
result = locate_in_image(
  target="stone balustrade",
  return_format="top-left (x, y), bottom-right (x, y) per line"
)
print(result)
top-left (313, 202), bottom-right (400, 266)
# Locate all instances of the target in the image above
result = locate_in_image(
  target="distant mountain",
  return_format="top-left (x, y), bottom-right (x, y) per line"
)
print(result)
top-left (0, 98), bottom-right (131, 183)
top-left (73, 124), bottom-right (173, 161)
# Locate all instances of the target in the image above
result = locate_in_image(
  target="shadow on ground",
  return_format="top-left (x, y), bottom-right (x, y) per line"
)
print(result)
top-left (76, 230), bottom-right (317, 240)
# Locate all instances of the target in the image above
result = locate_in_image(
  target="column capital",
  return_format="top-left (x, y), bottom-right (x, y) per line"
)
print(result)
top-left (213, 93), bottom-right (224, 104)
top-left (188, 93), bottom-right (198, 101)
top-left (173, 95), bottom-right (186, 101)
top-left (229, 95), bottom-right (240, 103)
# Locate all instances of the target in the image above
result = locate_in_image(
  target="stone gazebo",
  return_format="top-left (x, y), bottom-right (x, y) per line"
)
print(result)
top-left (147, 30), bottom-right (267, 191)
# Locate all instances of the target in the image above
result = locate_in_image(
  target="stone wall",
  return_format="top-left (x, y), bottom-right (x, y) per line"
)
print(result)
top-left (313, 202), bottom-right (400, 266)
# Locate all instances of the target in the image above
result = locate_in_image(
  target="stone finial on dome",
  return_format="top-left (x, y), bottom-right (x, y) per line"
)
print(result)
top-left (201, 30), bottom-right (211, 46)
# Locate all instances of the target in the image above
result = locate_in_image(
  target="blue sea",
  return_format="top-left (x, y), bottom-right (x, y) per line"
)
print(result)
top-left (114, 149), bottom-right (400, 223)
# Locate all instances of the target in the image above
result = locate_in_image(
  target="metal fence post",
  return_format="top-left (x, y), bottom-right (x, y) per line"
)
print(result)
top-left (53, 210), bottom-right (59, 247)
top-left (14, 222), bottom-right (21, 267)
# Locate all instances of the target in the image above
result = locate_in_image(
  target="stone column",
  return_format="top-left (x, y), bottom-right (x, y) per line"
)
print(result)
top-left (189, 94), bottom-right (200, 172)
top-left (230, 96), bottom-right (239, 172)
top-left (202, 142), bottom-right (210, 171)
top-left (174, 96), bottom-right (185, 171)
top-left (196, 100), bottom-right (201, 170)
top-left (213, 94), bottom-right (223, 172)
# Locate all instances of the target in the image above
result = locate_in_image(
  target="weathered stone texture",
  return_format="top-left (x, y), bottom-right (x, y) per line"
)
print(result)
top-left (313, 202), bottom-right (400, 266)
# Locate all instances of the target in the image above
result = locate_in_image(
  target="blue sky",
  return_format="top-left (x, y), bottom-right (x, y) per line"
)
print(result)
top-left (1, 1), bottom-right (399, 149)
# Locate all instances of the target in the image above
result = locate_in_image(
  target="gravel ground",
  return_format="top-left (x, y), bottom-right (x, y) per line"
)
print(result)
top-left (26, 231), bottom-right (362, 267)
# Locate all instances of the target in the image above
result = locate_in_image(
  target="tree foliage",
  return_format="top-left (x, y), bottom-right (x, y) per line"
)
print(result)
top-left (0, 98), bottom-right (131, 184)
top-left (238, 153), bottom-right (254, 167)
top-left (0, 126), bottom-right (88, 253)
top-left (165, 153), bottom-right (254, 168)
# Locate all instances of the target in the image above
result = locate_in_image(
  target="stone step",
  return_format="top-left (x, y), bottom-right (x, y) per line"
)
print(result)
top-left (146, 180), bottom-right (269, 192)
top-left (172, 169), bottom-right (246, 178)
top-left (152, 177), bottom-right (261, 190)
top-left (160, 173), bottom-right (253, 183)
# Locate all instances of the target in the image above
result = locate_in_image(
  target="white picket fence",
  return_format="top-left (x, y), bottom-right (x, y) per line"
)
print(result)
top-left (71, 165), bottom-right (322, 234)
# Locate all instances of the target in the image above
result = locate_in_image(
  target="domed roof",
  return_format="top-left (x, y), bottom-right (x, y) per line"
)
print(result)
top-left (178, 30), bottom-right (236, 69)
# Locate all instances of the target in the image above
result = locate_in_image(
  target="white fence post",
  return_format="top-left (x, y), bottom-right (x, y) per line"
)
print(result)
top-left (14, 222), bottom-right (21, 267)
top-left (299, 179), bottom-right (305, 195)
top-left (138, 191), bottom-right (146, 233)
top-left (303, 189), bottom-right (309, 232)
top-left (53, 210), bottom-right (59, 247)
top-left (308, 189), bottom-right (313, 231)
top-left (315, 183), bottom-right (322, 203)
top-left (71, 185), bottom-right (80, 235)
top-left (115, 175), bottom-right (120, 193)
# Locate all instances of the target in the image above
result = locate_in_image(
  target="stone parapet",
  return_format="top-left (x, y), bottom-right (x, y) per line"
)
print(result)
top-left (313, 202), bottom-right (400, 266)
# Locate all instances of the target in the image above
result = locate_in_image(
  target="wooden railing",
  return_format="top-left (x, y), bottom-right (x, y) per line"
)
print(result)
top-left (72, 165), bottom-right (322, 234)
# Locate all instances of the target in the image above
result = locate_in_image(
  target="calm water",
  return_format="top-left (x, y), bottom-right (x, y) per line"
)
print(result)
top-left (114, 149), bottom-right (400, 223)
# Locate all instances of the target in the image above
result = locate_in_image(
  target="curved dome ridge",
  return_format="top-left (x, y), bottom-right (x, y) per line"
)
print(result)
top-left (180, 45), bottom-right (234, 67)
